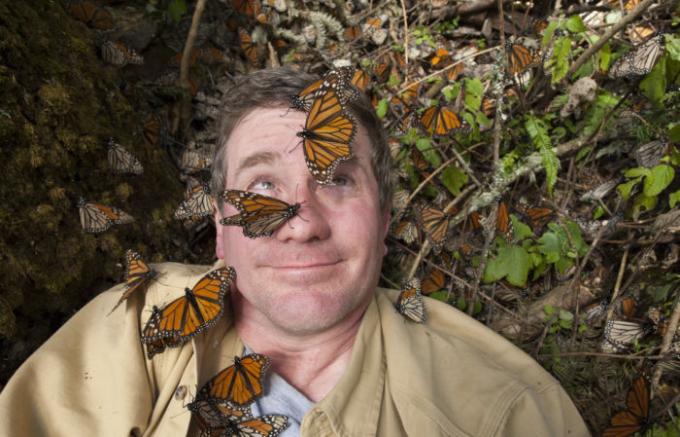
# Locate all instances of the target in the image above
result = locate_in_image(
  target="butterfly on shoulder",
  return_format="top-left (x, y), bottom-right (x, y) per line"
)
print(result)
top-left (602, 374), bottom-right (651, 437)
top-left (219, 190), bottom-right (301, 238)
top-left (174, 182), bottom-right (214, 221)
top-left (78, 198), bottom-right (135, 234)
top-left (140, 267), bottom-right (236, 359)
top-left (195, 353), bottom-right (271, 406)
top-left (395, 278), bottom-right (426, 323)
top-left (200, 414), bottom-right (289, 437)
top-left (107, 139), bottom-right (143, 175)
top-left (296, 88), bottom-right (356, 185)
top-left (290, 67), bottom-right (358, 112)
top-left (188, 399), bottom-right (253, 432)
top-left (609, 35), bottom-right (664, 78)
top-left (108, 249), bottom-right (156, 315)
top-left (420, 105), bottom-right (463, 136)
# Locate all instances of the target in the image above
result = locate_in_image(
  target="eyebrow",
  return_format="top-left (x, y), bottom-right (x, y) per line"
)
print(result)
top-left (236, 151), bottom-right (281, 174)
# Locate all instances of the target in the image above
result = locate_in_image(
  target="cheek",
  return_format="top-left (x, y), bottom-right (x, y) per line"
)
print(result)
top-left (330, 204), bottom-right (384, 254)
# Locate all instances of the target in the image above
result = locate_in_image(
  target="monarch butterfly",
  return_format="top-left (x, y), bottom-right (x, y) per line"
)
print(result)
top-left (391, 83), bottom-right (420, 109)
top-left (351, 69), bottom-right (370, 92)
top-left (100, 41), bottom-right (144, 67)
top-left (420, 105), bottom-right (462, 136)
top-left (609, 36), bottom-right (663, 78)
top-left (521, 206), bottom-right (554, 231)
top-left (602, 319), bottom-right (648, 353)
top-left (196, 353), bottom-right (271, 406)
top-left (343, 25), bottom-right (362, 41)
top-left (141, 267), bottom-right (235, 358)
top-left (200, 414), bottom-right (289, 437)
top-left (372, 61), bottom-right (390, 83)
top-left (395, 278), bottom-right (426, 323)
top-left (496, 202), bottom-right (513, 238)
top-left (297, 89), bottom-right (356, 185)
top-left (188, 399), bottom-right (253, 431)
top-left (430, 47), bottom-right (450, 67)
top-left (632, 140), bottom-right (667, 168)
top-left (107, 139), bottom-right (143, 175)
top-left (467, 211), bottom-right (483, 231)
top-left (620, 297), bottom-right (638, 319)
top-left (290, 67), bottom-right (357, 112)
top-left (419, 205), bottom-right (450, 251)
top-left (608, 0), bottom-right (641, 11)
top-left (78, 198), bottom-right (135, 233)
top-left (238, 28), bottom-right (262, 66)
top-left (68, 1), bottom-right (114, 30)
top-left (174, 183), bottom-right (214, 221)
top-left (506, 41), bottom-right (540, 75)
top-left (108, 249), bottom-right (156, 315)
top-left (233, 0), bottom-right (262, 19)
top-left (219, 190), bottom-right (301, 238)
top-left (481, 97), bottom-right (496, 117)
top-left (393, 220), bottom-right (418, 245)
top-left (421, 269), bottom-right (446, 295)
top-left (602, 375), bottom-right (650, 437)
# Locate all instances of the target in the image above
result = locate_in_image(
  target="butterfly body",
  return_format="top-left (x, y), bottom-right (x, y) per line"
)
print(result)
top-left (141, 267), bottom-right (235, 358)
top-left (220, 190), bottom-right (301, 238)
top-left (196, 353), bottom-right (271, 406)
top-left (296, 89), bottom-right (355, 185)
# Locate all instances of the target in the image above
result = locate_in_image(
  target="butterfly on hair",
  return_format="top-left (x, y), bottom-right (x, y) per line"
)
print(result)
top-left (290, 67), bottom-right (358, 113)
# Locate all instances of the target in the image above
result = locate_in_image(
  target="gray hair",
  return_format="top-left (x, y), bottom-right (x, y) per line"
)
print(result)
top-left (209, 67), bottom-right (393, 211)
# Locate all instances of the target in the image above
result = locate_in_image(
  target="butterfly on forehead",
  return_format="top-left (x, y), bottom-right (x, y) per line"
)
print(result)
top-left (296, 88), bottom-right (356, 185)
top-left (219, 190), bottom-right (301, 238)
top-left (290, 67), bottom-right (358, 112)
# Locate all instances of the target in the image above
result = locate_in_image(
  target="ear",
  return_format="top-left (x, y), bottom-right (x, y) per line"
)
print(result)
top-left (214, 200), bottom-right (225, 260)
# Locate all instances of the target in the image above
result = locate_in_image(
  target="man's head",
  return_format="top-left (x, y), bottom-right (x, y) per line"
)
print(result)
top-left (211, 68), bottom-right (393, 335)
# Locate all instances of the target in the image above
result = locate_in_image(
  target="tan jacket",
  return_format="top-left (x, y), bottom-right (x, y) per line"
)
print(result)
top-left (0, 262), bottom-right (590, 436)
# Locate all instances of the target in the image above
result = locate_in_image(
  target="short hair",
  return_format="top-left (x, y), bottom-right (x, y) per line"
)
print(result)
top-left (209, 67), bottom-right (393, 211)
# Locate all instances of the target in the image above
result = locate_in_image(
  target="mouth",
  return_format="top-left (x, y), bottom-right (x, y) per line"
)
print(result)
top-left (268, 260), bottom-right (341, 270)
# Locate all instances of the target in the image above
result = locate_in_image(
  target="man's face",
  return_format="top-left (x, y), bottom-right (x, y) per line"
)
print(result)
top-left (215, 106), bottom-right (390, 335)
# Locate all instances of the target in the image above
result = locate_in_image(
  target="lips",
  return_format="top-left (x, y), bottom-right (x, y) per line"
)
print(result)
top-left (268, 260), bottom-right (341, 270)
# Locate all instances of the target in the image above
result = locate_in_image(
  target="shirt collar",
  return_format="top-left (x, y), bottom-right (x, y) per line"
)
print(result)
top-left (305, 294), bottom-right (385, 437)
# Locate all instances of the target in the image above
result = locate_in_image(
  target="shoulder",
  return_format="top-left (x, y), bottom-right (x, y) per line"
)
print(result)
top-left (375, 288), bottom-right (588, 437)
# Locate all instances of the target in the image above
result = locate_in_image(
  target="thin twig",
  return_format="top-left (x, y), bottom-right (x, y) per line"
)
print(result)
top-left (562, 0), bottom-right (659, 83)
top-left (399, 0), bottom-right (409, 68)
top-left (605, 241), bottom-right (630, 323)
top-left (653, 289), bottom-right (680, 390)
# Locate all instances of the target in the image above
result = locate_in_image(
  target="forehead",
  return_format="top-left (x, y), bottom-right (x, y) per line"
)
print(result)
top-left (224, 105), bottom-right (371, 167)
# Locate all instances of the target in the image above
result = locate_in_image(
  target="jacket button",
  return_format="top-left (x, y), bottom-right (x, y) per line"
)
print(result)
top-left (174, 385), bottom-right (188, 400)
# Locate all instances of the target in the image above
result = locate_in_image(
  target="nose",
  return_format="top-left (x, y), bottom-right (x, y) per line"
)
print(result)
top-left (275, 180), bottom-right (331, 243)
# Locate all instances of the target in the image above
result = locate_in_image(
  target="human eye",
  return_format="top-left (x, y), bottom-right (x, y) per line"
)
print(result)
top-left (328, 174), bottom-right (354, 187)
top-left (248, 178), bottom-right (276, 192)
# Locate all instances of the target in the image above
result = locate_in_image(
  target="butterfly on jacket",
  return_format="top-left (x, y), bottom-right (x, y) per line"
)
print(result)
top-left (609, 35), bottom-right (664, 78)
top-left (78, 198), bottom-right (135, 233)
top-left (189, 399), bottom-right (253, 432)
top-left (140, 267), bottom-right (235, 359)
top-left (174, 182), bottom-right (214, 221)
top-left (108, 249), bottom-right (156, 315)
top-left (296, 88), bottom-right (356, 185)
top-left (107, 139), bottom-right (143, 175)
top-left (602, 374), bottom-right (651, 437)
top-left (219, 190), bottom-right (301, 238)
top-left (290, 67), bottom-right (358, 112)
top-left (199, 414), bottom-right (289, 437)
top-left (395, 278), bottom-right (426, 323)
top-left (195, 353), bottom-right (271, 407)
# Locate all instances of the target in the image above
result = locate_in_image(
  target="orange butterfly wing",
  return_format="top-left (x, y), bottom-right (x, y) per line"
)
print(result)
top-left (421, 106), bottom-right (462, 136)
top-left (108, 250), bottom-right (155, 315)
top-left (199, 353), bottom-right (271, 406)
top-left (603, 375), bottom-right (650, 437)
top-left (219, 190), bottom-right (301, 238)
top-left (298, 89), bottom-right (355, 184)
top-left (419, 206), bottom-right (450, 250)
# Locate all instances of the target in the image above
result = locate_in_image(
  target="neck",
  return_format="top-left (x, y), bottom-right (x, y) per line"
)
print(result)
top-left (230, 292), bottom-right (370, 402)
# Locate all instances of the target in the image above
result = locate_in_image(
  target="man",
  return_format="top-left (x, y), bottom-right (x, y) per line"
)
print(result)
top-left (0, 68), bottom-right (590, 436)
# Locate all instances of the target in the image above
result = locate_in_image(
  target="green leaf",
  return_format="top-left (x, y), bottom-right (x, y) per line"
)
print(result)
top-left (483, 245), bottom-right (531, 287)
top-left (455, 296), bottom-right (466, 311)
top-left (640, 56), bottom-right (667, 108)
top-left (548, 37), bottom-right (572, 83)
top-left (544, 304), bottom-right (555, 316)
top-left (583, 92), bottom-right (618, 138)
top-left (439, 165), bottom-right (468, 196)
top-left (559, 309), bottom-right (574, 321)
top-left (167, 0), bottom-right (187, 23)
top-left (429, 291), bottom-right (449, 302)
top-left (538, 231), bottom-right (561, 263)
top-left (442, 83), bottom-right (461, 102)
top-left (598, 43), bottom-right (612, 72)
top-left (669, 189), bottom-right (680, 208)
top-left (643, 165), bottom-right (675, 197)
top-left (665, 34), bottom-right (680, 61)
top-left (617, 179), bottom-right (640, 200)
top-left (511, 215), bottom-right (534, 240)
top-left (669, 123), bottom-right (680, 143)
top-left (463, 78), bottom-right (484, 111)
top-left (525, 115), bottom-right (559, 195)
top-left (632, 193), bottom-right (658, 217)
top-left (593, 205), bottom-right (605, 219)
top-left (415, 138), bottom-right (442, 167)
top-left (376, 98), bottom-right (389, 119)
top-left (565, 15), bottom-right (587, 33)
top-left (625, 167), bottom-right (651, 179)
top-left (542, 21), bottom-right (559, 48)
